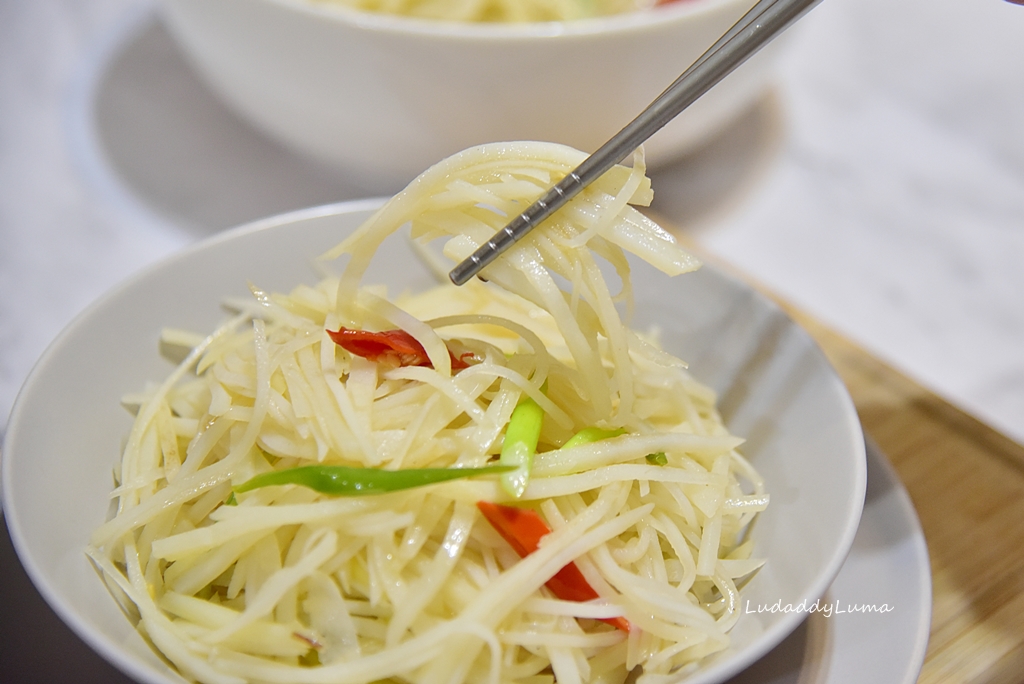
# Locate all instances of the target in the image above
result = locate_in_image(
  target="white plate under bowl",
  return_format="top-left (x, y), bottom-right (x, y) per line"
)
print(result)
top-left (724, 438), bottom-right (931, 684)
top-left (2, 200), bottom-right (866, 684)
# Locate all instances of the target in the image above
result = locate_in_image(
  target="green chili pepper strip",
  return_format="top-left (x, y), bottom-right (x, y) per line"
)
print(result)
top-left (234, 464), bottom-right (514, 497)
top-left (646, 452), bottom-right (668, 466)
top-left (559, 427), bottom-right (627, 450)
top-left (500, 395), bottom-right (545, 498)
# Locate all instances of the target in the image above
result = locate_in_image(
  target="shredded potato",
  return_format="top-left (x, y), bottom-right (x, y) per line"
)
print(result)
top-left (309, 0), bottom-right (668, 22)
top-left (89, 141), bottom-right (767, 684)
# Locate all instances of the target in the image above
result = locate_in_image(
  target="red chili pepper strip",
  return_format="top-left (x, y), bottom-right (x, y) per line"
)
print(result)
top-left (327, 327), bottom-right (470, 370)
top-left (476, 501), bottom-right (630, 632)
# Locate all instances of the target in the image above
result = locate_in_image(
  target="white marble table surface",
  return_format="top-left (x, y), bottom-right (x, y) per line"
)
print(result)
top-left (1, 0), bottom-right (1022, 456)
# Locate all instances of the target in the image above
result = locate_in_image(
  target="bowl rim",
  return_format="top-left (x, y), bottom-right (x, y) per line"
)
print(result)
top-left (3, 197), bottom-right (866, 684)
top-left (219, 0), bottom-right (757, 40)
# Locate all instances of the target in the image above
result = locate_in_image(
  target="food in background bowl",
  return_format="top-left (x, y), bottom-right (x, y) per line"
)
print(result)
top-left (89, 142), bottom-right (769, 683)
top-left (157, 0), bottom-right (785, 191)
top-left (309, 0), bottom-right (681, 22)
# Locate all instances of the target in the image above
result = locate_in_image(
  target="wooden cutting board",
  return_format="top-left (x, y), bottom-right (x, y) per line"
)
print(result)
top-left (677, 233), bottom-right (1024, 684)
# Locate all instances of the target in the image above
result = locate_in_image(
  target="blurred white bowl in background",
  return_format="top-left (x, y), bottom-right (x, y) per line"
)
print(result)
top-left (158, 0), bottom-right (785, 191)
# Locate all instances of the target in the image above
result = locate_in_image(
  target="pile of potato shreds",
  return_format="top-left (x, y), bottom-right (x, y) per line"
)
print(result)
top-left (89, 142), bottom-right (768, 684)
top-left (311, 0), bottom-right (670, 22)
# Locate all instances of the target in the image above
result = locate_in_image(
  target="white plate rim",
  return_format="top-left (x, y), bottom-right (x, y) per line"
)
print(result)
top-left (723, 437), bottom-right (930, 683)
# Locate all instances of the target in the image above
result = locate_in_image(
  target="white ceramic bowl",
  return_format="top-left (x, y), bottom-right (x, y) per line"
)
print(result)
top-left (157, 0), bottom-right (786, 191)
top-left (3, 200), bottom-right (865, 684)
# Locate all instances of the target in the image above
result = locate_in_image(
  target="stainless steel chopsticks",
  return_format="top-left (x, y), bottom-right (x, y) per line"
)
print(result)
top-left (448, 0), bottom-right (822, 286)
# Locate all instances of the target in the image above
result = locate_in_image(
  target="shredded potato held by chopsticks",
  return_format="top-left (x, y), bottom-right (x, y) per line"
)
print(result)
top-left (89, 141), bottom-right (768, 684)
